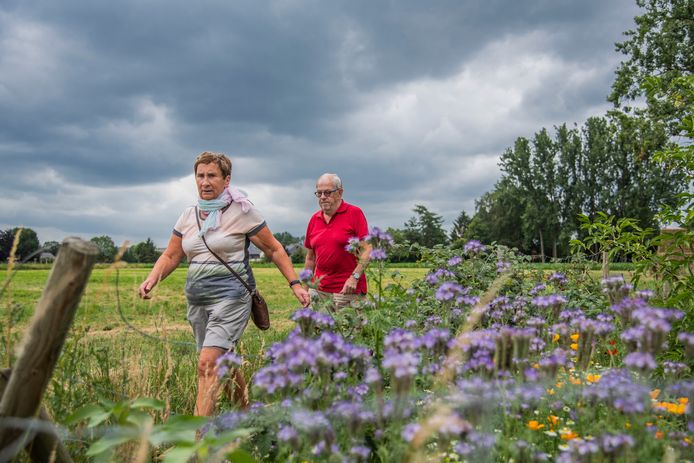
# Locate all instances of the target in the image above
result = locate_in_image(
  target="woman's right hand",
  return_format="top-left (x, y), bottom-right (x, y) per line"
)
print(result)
top-left (138, 278), bottom-right (157, 299)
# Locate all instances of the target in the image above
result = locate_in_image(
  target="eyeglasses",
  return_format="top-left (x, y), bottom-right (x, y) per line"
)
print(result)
top-left (314, 188), bottom-right (339, 197)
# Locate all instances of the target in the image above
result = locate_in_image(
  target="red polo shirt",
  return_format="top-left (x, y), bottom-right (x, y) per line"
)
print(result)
top-left (304, 201), bottom-right (369, 294)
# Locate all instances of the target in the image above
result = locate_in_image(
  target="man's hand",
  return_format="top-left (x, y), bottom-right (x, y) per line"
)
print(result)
top-left (340, 276), bottom-right (358, 295)
top-left (292, 284), bottom-right (311, 307)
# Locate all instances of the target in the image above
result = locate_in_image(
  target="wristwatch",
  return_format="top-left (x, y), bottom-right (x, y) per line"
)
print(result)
top-left (289, 279), bottom-right (301, 287)
top-left (351, 272), bottom-right (361, 280)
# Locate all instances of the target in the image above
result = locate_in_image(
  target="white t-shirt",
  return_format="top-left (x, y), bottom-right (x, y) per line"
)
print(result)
top-left (173, 202), bottom-right (265, 304)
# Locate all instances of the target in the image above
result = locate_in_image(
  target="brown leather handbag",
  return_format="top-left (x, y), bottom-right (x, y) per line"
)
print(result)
top-left (195, 208), bottom-right (270, 330)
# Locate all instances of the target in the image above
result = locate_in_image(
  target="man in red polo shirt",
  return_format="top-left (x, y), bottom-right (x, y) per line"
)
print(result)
top-left (304, 173), bottom-right (371, 311)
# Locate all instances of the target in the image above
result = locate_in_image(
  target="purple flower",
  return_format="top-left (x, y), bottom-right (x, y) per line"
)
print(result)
top-left (529, 283), bottom-right (546, 296)
top-left (345, 236), bottom-right (361, 253)
top-left (365, 226), bottom-right (394, 246)
top-left (463, 239), bottom-right (486, 255)
top-left (600, 433), bottom-right (635, 456)
top-left (436, 281), bottom-right (464, 301)
top-left (370, 248), bottom-right (387, 260)
top-left (448, 255), bottom-right (463, 266)
top-left (663, 361), bottom-right (689, 376)
top-left (349, 445), bottom-right (371, 461)
top-left (299, 268), bottom-right (313, 282)
top-left (215, 351), bottom-right (242, 379)
top-left (496, 261), bottom-right (511, 273)
top-left (548, 272), bottom-right (568, 285)
top-left (277, 425), bottom-right (300, 449)
top-left (624, 352), bottom-right (657, 371)
top-left (401, 423), bottom-right (421, 442)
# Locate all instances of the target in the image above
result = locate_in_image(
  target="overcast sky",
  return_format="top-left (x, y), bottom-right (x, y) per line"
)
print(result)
top-left (0, 0), bottom-right (640, 248)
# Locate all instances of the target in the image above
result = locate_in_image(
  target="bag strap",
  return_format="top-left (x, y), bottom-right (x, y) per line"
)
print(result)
top-left (194, 206), bottom-right (255, 296)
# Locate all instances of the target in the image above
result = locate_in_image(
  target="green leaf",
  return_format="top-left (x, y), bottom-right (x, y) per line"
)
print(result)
top-left (162, 444), bottom-right (201, 463)
top-left (225, 448), bottom-right (258, 463)
top-left (131, 397), bottom-right (166, 410)
top-left (86, 434), bottom-right (135, 457)
top-left (65, 404), bottom-right (105, 426)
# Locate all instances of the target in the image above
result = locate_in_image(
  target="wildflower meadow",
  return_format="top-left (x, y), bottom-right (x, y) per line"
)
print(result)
top-left (39, 227), bottom-right (692, 463)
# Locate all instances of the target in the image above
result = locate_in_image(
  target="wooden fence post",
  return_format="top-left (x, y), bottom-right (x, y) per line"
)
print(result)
top-left (0, 369), bottom-right (73, 463)
top-left (0, 237), bottom-right (98, 459)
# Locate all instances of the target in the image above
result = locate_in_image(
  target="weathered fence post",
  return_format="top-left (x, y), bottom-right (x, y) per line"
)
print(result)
top-left (0, 237), bottom-right (98, 460)
top-left (0, 369), bottom-right (73, 463)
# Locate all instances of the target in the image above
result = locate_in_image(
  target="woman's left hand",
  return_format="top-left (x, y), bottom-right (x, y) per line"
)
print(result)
top-left (292, 284), bottom-right (311, 307)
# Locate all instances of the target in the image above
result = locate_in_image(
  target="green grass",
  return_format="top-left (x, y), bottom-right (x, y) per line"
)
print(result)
top-left (1, 264), bottom-right (427, 419)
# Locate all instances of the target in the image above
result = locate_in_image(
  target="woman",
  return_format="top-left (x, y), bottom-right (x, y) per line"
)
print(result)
top-left (139, 151), bottom-right (310, 416)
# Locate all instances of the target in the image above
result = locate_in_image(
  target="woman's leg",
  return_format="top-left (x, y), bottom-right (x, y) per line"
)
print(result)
top-left (194, 346), bottom-right (225, 416)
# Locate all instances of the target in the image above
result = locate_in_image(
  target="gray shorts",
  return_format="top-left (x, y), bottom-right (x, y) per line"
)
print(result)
top-left (187, 293), bottom-right (251, 352)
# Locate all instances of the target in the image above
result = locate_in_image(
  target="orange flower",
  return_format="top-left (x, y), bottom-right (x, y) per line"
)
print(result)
top-left (585, 374), bottom-right (601, 383)
top-left (527, 420), bottom-right (545, 430)
top-left (547, 415), bottom-right (560, 428)
top-left (678, 397), bottom-right (689, 405)
top-left (570, 343), bottom-right (579, 351)
top-left (556, 381), bottom-right (564, 389)
top-left (655, 431), bottom-right (664, 440)
top-left (650, 389), bottom-right (661, 400)
top-left (559, 428), bottom-right (578, 440)
top-left (570, 333), bottom-right (580, 342)
top-left (569, 376), bottom-right (582, 385)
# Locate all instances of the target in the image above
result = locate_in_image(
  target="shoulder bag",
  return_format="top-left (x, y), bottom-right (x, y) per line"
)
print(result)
top-left (195, 207), bottom-right (270, 330)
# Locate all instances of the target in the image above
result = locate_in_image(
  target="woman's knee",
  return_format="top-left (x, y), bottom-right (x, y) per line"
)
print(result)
top-left (197, 348), bottom-right (224, 377)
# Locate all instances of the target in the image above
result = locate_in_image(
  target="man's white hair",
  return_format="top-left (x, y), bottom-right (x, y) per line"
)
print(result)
top-left (318, 173), bottom-right (343, 189)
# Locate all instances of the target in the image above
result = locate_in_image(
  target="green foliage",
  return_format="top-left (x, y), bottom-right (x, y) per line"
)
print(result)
top-left (609, 0), bottom-right (694, 135)
top-left (403, 204), bottom-right (448, 249)
top-left (570, 212), bottom-right (654, 274)
top-left (90, 235), bottom-right (118, 263)
top-left (124, 238), bottom-right (161, 263)
top-left (449, 210), bottom-right (472, 242)
top-left (41, 240), bottom-right (61, 256)
top-left (0, 227), bottom-right (40, 261)
top-left (66, 397), bottom-right (256, 463)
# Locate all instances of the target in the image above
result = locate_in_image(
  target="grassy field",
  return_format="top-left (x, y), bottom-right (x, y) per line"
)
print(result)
top-left (1, 264), bottom-right (428, 420)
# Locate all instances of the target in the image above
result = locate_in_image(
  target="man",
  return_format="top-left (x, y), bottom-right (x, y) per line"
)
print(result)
top-left (304, 173), bottom-right (371, 311)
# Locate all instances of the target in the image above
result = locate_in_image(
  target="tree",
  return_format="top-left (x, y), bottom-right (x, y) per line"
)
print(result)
top-left (609, 0), bottom-right (694, 135)
top-left (449, 211), bottom-right (472, 243)
top-left (127, 238), bottom-right (161, 263)
top-left (0, 228), bottom-right (41, 261)
top-left (273, 231), bottom-right (300, 248)
top-left (90, 235), bottom-right (118, 263)
top-left (465, 180), bottom-right (526, 251)
top-left (41, 241), bottom-right (61, 256)
top-left (403, 205), bottom-right (448, 249)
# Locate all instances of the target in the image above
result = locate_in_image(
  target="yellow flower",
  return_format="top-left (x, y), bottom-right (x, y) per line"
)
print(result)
top-left (570, 343), bottom-right (579, 351)
top-left (585, 374), bottom-right (601, 383)
top-left (547, 388), bottom-right (555, 395)
top-left (624, 422), bottom-right (631, 429)
top-left (527, 420), bottom-right (545, 430)
top-left (570, 333), bottom-right (579, 341)
top-left (552, 333), bottom-right (561, 343)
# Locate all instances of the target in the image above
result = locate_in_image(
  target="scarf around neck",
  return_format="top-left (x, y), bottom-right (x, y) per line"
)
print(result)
top-left (197, 187), bottom-right (253, 236)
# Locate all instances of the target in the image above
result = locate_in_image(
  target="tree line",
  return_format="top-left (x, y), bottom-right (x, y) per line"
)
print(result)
top-left (0, 229), bottom-right (162, 264)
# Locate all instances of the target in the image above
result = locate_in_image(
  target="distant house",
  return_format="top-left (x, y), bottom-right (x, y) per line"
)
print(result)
top-left (248, 243), bottom-right (262, 260)
top-left (39, 252), bottom-right (56, 263)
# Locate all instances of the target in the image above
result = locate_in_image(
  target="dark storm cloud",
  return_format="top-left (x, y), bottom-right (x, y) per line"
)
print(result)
top-left (0, 0), bottom-right (640, 243)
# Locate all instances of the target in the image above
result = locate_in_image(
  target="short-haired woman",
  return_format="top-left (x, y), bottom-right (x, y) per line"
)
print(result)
top-left (139, 151), bottom-right (309, 415)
